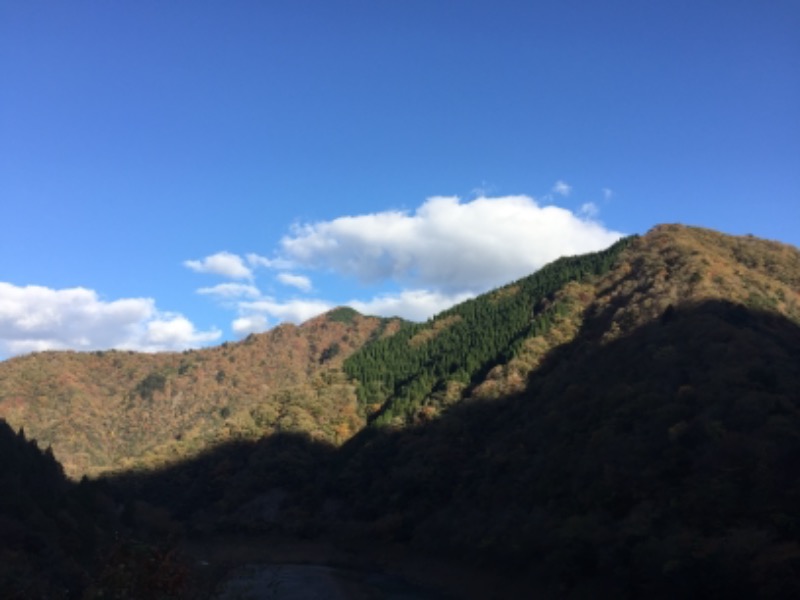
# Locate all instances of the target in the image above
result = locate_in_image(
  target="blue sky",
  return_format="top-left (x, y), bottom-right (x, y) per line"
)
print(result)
top-left (1, 1), bottom-right (798, 358)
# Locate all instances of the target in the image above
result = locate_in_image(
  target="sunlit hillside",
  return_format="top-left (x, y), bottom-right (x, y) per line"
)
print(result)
top-left (0, 309), bottom-right (402, 477)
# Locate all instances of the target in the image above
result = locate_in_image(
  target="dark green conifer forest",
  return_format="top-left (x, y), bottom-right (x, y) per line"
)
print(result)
top-left (345, 236), bottom-right (637, 425)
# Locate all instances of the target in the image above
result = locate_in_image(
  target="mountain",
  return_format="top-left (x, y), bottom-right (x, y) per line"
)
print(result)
top-left (0, 308), bottom-right (402, 477)
top-left (343, 234), bottom-right (636, 425)
top-left (326, 224), bottom-right (800, 596)
top-left (344, 224), bottom-right (800, 427)
top-left (2, 224), bottom-right (800, 598)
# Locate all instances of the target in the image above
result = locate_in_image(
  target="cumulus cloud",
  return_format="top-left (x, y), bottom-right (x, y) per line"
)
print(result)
top-left (237, 298), bottom-right (334, 327)
top-left (281, 195), bottom-right (623, 294)
top-left (229, 289), bottom-right (473, 332)
top-left (348, 289), bottom-right (475, 322)
top-left (232, 314), bottom-right (270, 336)
top-left (0, 282), bottom-right (220, 358)
top-left (197, 283), bottom-right (261, 299)
top-left (552, 180), bottom-right (572, 196)
top-left (138, 314), bottom-right (220, 352)
top-left (227, 287), bottom-right (477, 333)
top-left (277, 273), bottom-right (312, 292)
top-left (184, 251), bottom-right (252, 279)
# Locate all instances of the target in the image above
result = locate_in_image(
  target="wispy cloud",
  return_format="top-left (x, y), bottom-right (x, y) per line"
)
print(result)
top-left (197, 283), bottom-right (261, 299)
top-left (552, 180), bottom-right (572, 196)
top-left (277, 272), bottom-right (312, 292)
top-left (184, 251), bottom-right (252, 279)
top-left (602, 187), bottom-right (614, 201)
top-left (246, 253), bottom-right (293, 271)
top-left (470, 180), bottom-right (498, 198)
top-left (0, 282), bottom-right (220, 357)
top-left (579, 202), bottom-right (599, 218)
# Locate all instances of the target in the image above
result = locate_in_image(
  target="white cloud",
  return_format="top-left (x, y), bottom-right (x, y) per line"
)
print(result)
top-left (197, 283), bottom-right (261, 299)
top-left (552, 180), bottom-right (572, 196)
top-left (184, 251), bottom-right (252, 279)
top-left (230, 290), bottom-right (472, 331)
top-left (603, 187), bottom-right (614, 200)
top-left (246, 253), bottom-right (293, 271)
top-left (0, 282), bottom-right (220, 358)
top-left (579, 202), bottom-right (600, 218)
top-left (281, 195), bottom-right (623, 294)
top-left (232, 314), bottom-right (270, 336)
top-left (277, 272), bottom-right (312, 292)
top-left (238, 298), bottom-right (334, 326)
top-left (348, 289), bottom-right (475, 322)
top-left (138, 314), bottom-right (220, 352)
top-left (470, 180), bottom-right (498, 198)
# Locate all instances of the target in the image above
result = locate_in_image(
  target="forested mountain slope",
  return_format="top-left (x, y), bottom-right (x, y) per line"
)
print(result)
top-left (344, 223), bottom-right (800, 430)
top-left (325, 225), bottom-right (800, 596)
top-left (319, 298), bottom-right (800, 598)
top-left (343, 235), bottom-right (636, 425)
top-left (0, 309), bottom-right (401, 477)
top-left (3, 224), bottom-right (800, 598)
top-left (100, 224), bottom-right (800, 597)
top-left (87, 226), bottom-right (800, 598)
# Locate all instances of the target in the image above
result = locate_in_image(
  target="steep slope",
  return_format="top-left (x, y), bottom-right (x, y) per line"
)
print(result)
top-left (1, 420), bottom-right (113, 598)
top-left (471, 223), bottom-right (800, 400)
top-left (326, 225), bottom-right (800, 596)
top-left (1, 418), bottom-right (197, 599)
top-left (582, 223), bottom-right (800, 338)
top-left (100, 224), bottom-right (800, 597)
top-left (343, 225), bottom-right (800, 430)
top-left (0, 309), bottom-right (401, 477)
top-left (331, 299), bottom-right (800, 597)
top-left (343, 235), bottom-right (637, 425)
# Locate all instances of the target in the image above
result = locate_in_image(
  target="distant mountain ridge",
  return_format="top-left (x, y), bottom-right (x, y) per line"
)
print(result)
top-left (1, 224), bottom-right (799, 479)
top-left (0, 308), bottom-right (402, 477)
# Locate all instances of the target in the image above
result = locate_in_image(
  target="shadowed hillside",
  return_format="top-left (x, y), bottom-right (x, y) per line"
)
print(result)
top-left (96, 299), bottom-right (800, 598)
top-left (337, 299), bottom-right (800, 597)
top-left (0, 419), bottom-right (195, 600)
top-left (106, 225), bottom-right (800, 598)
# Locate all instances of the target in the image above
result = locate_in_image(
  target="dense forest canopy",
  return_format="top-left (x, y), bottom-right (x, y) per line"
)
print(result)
top-left (344, 235), bottom-right (637, 425)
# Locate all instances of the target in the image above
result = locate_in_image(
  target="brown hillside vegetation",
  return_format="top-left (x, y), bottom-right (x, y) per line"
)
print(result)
top-left (0, 308), bottom-right (402, 477)
top-left (472, 223), bottom-right (800, 401)
top-left (589, 224), bottom-right (800, 338)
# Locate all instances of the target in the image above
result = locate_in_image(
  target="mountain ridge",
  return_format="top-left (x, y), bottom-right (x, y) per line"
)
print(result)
top-left (0, 309), bottom-right (403, 477)
top-left (2, 223), bottom-right (800, 597)
top-left (1, 224), bottom-right (799, 479)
